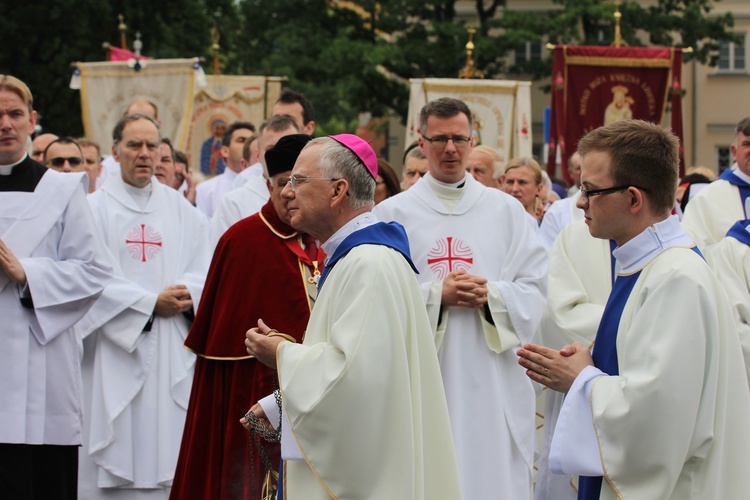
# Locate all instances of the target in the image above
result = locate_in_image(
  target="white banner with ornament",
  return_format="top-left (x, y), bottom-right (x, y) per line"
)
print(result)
top-left (406, 78), bottom-right (532, 161)
top-left (71, 58), bottom-right (205, 154)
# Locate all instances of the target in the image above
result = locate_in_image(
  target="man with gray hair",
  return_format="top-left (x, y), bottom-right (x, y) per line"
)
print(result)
top-left (244, 134), bottom-right (461, 499)
top-left (683, 116), bottom-right (750, 249)
top-left (77, 113), bottom-right (210, 497)
top-left (374, 97), bottom-right (547, 499)
top-left (467, 144), bottom-right (504, 188)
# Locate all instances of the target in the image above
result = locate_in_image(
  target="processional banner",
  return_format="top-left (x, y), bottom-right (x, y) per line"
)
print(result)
top-left (72, 58), bottom-right (203, 154)
top-left (547, 45), bottom-right (685, 183)
top-left (185, 75), bottom-right (283, 177)
top-left (406, 78), bottom-right (533, 161)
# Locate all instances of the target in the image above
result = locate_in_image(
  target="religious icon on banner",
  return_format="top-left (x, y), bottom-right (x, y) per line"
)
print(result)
top-left (604, 85), bottom-right (634, 125)
top-left (200, 117), bottom-right (228, 176)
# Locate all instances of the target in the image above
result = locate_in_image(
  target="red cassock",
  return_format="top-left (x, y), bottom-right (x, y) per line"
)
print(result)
top-left (171, 200), bottom-right (323, 499)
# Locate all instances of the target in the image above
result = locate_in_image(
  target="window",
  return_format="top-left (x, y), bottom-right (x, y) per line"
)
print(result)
top-left (717, 145), bottom-right (732, 172)
top-left (514, 41), bottom-right (542, 64)
top-left (718, 35), bottom-right (746, 73)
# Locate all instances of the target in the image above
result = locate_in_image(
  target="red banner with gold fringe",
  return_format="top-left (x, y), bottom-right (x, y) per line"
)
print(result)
top-left (547, 45), bottom-right (685, 184)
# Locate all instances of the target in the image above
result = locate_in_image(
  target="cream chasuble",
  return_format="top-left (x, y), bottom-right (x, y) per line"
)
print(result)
top-left (681, 178), bottom-right (744, 249)
top-left (551, 216), bottom-right (750, 500)
top-left (706, 223), bottom-right (750, 389)
top-left (374, 173), bottom-right (547, 499)
top-left (277, 235), bottom-right (462, 499)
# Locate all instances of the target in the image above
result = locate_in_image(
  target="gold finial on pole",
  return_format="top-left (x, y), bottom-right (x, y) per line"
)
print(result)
top-left (211, 26), bottom-right (221, 75)
top-left (612, 0), bottom-right (628, 48)
top-left (118, 14), bottom-right (127, 50)
top-left (459, 28), bottom-right (484, 79)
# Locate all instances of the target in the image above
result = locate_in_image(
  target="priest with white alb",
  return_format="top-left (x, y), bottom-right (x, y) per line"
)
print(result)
top-left (374, 97), bottom-right (548, 499)
top-left (77, 113), bottom-right (210, 499)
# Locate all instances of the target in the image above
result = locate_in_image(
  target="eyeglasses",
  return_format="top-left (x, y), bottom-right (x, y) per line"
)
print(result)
top-left (46, 157), bottom-right (83, 168)
top-left (580, 184), bottom-right (649, 202)
top-left (287, 175), bottom-right (339, 191)
top-left (421, 134), bottom-right (472, 148)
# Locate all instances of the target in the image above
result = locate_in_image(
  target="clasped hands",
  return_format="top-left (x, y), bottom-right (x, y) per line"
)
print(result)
top-left (155, 284), bottom-right (193, 317)
top-left (442, 269), bottom-right (488, 308)
top-left (516, 341), bottom-right (594, 393)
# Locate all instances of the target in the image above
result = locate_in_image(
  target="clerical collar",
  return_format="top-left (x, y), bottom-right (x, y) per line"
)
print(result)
top-left (0, 153), bottom-right (29, 175)
top-left (123, 180), bottom-right (154, 210)
top-left (322, 212), bottom-right (379, 264)
top-left (613, 215), bottom-right (694, 275)
top-left (731, 165), bottom-right (750, 185)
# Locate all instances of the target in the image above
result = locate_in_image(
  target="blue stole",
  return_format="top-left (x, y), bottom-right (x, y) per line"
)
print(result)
top-left (577, 269), bottom-right (641, 500)
top-left (719, 169), bottom-right (750, 217)
top-left (578, 245), bottom-right (703, 499)
top-left (277, 221), bottom-right (416, 500)
top-left (727, 219), bottom-right (750, 246)
top-left (317, 221), bottom-right (418, 292)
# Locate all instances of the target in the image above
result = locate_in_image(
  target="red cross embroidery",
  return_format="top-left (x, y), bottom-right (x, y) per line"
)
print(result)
top-left (427, 237), bottom-right (473, 279)
top-left (125, 224), bottom-right (163, 262)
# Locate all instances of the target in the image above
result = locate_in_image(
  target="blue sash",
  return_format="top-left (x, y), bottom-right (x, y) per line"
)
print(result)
top-left (719, 169), bottom-right (750, 217)
top-left (578, 269), bottom-right (641, 500)
top-left (317, 221), bottom-right (417, 292)
top-left (727, 219), bottom-right (750, 246)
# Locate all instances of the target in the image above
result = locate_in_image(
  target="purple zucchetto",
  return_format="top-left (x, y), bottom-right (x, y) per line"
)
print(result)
top-left (330, 134), bottom-right (378, 180)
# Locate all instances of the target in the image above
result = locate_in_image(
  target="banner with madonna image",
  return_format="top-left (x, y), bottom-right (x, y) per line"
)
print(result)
top-left (546, 45), bottom-right (685, 184)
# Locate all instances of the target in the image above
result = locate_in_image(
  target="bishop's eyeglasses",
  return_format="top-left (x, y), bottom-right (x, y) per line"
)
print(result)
top-left (287, 175), bottom-right (340, 191)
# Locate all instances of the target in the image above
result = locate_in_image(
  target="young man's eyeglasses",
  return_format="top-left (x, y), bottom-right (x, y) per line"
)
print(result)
top-left (46, 157), bottom-right (83, 168)
top-left (580, 185), bottom-right (649, 202)
top-left (421, 134), bottom-right (472, 148)
top-left (286, 175), bottom-right (339, 191)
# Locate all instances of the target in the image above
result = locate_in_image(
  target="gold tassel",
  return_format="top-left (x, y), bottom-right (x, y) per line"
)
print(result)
top-left (261, 469), bottom-right (279, 500)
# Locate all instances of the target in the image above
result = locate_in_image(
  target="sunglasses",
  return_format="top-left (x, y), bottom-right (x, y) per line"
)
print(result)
top-left (47, 157), bottom-right (83, 168)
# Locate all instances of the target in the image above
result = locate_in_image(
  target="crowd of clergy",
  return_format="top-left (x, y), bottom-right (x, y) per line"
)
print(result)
top-left (3, 69), bottom-right (750, 500)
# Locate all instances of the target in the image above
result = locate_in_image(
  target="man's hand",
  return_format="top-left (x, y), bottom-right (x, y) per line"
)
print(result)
top-left (441, 269), bottom-right (488, 308)
top-left (183, 171), bottom-right (196, 205)
top-left (154, 284), bottom-right (193, 317)
top-left (516, 342), bottom-right (593, 393)
top-left (239, 402), bottom-right (273, 432)
top-left (245, 318), bottom-right (285, 368)
top-left (0, 239), bottom-right (26, 285)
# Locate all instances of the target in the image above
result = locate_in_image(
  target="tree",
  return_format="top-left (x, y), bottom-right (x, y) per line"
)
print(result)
top-left (0, 0), bottom-right (737, 136)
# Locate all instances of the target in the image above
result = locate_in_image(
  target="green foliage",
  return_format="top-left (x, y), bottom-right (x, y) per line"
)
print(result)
top-left (1, 0), bottom-right (737, 135)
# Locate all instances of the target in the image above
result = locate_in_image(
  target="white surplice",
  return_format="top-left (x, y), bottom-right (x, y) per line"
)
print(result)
top-left (681, 178), bottom-right (744, 249)
top-left (374, 173), bottom-right (548, 499)
top-left (707, 234), bottom-right (750, 388)
top-left (535, 219), bottom-right (612, 500)
top-left (79, 174), bottom-right (210, 491)
top-left (195, 167), bottom-right (238, 219)
top-left (550, 216), bottom-right (750, 499)
top-left (0, 169), bottom-right (112, 446)
top-left (209, 174), bottom-right (268, 246)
